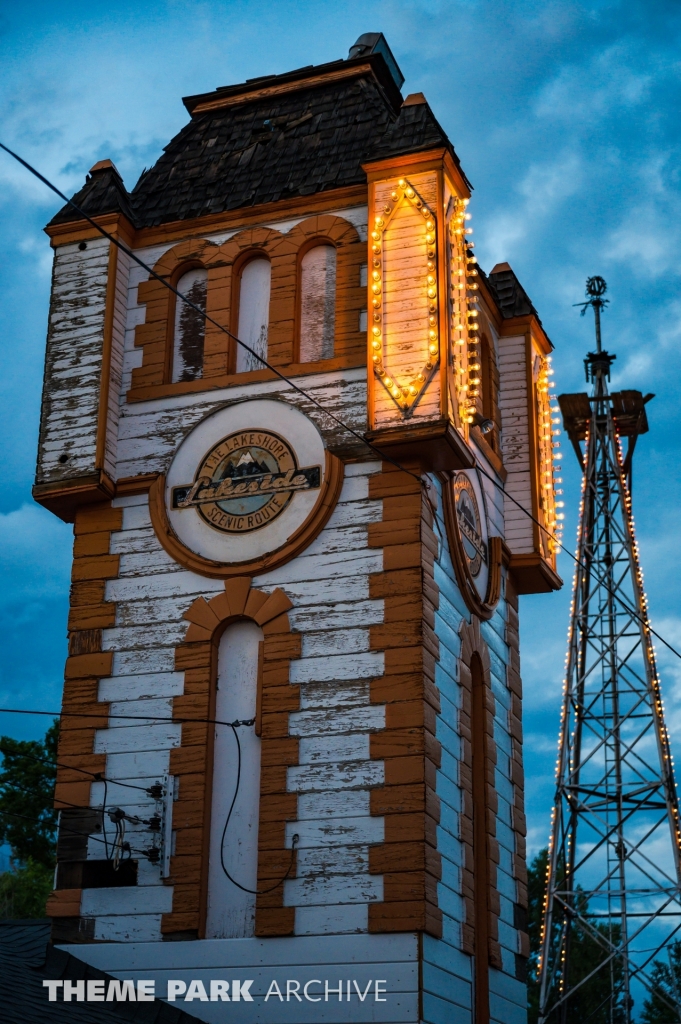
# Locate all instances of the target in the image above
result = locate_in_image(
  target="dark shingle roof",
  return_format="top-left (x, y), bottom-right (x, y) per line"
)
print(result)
top-left (48, 53), bottom-right (469, 230)
top-left (367, 97), bottom-right (463, 173)
top-left (487, 262), bottom-right (539, 319)
top-left (0, 920), bottom-right (204, 1024)
top-left (50, 161), bottom-right (135, 227)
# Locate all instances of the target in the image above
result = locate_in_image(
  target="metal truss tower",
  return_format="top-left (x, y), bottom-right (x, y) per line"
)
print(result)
top-left (538, 277), bottom-right (681, 1023)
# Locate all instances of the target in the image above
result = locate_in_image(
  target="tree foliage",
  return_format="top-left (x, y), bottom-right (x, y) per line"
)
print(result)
top-left (0, 720), bottom-right (58, 868)
top-left (640, 941), bottom-right (681, 1024)
top-left (0, 721), bottom-right (58, 919)
top-left (0, 859), bottom-right (54, 918)
top-left (527, 847), bottom-right (627, 1023)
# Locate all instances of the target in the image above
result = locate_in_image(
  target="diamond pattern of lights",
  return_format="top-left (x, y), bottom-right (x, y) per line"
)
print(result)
top-left (370, 178), bottom-right (439, 415)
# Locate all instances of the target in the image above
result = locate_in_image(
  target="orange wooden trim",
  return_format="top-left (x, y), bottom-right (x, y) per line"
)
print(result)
top-left (126, 356), bottom-right (366, 404)
top-left (364, 149), bottom-right (471, 202)
top-left (148, 450), bottom-right (344, 579)
top-left (524, 328), bottom-right (541, 559)
top-left (115, 473), bottom-right (157, 497)
top-left (509, 552), bottom-right (562, 594)
top-left (95, 242), bottom-right (119, 472)
top-left (498, 312), bottom-right (552, 354)
top-left (33, 472), bottom-right (115, 524)
top-left (46, 888), bottom-right (82, 916)
top-left (45, 212), bottom-right (136, 247)
top-left (192, 64), bottom-right (375, 114)
top-left (45, 192), bottom-right (368, 251)
top-left (367, 177), bottom-right (376, 430)
top-left (365, 462), bottom-right (442, 936)
top-left (436, 164), bottom-right (448, 422)
top-left (255, 640), bottom-right (264, 738)
top-left (441, 474), bottom-right (502, 620)
top-left (135, 186), bottom-right (368, 250)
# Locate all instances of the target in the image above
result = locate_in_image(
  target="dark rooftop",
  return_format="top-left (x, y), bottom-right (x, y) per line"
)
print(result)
top-left (0, 919), bottom-right (204, 1024)
top-left (48, 38), bottom-right (465, 231)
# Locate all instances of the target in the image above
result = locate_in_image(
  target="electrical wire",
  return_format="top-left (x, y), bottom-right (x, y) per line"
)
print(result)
top-left (0, 145), bottom-right (678, 663)
top-left (2, 809), bottom-right (149, 859)
top-left (0, 140), bottom-right (426, 498)
top-left (219, 721), bottom-right (298, 895)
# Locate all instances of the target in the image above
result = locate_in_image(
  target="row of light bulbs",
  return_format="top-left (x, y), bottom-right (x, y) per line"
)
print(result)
top-left (448, 197), bottom-right (481, 427)
top-left (537, 356), bottom-right (564, 555)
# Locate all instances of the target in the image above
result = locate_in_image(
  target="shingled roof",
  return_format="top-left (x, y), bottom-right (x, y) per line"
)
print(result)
top-left (48, 48), bottom-right (464, 230)
top-left (0, 920), bottom-right (204, 1024)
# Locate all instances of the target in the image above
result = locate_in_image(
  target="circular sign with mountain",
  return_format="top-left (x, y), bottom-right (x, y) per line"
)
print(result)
top-left (171, 430), bottom-right (321, 534)
top-left (453, 472), bottom-right (487, 578)
top-left (159, 398), bottom-right (338, 573)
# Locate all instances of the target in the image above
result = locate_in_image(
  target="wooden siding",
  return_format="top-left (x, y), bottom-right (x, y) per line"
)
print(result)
top-left (497, 333), bottom-right (533, 554)
top-left (36, 238), bottom-right (111, 484)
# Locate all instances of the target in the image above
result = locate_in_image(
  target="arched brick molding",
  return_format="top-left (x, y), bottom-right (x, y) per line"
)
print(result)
top-left (458, 616), bottom-right (502, 987)
top-left (163, 576), bottom-right (301, 938)
top-left (128, 215), bottom-right (367, 400)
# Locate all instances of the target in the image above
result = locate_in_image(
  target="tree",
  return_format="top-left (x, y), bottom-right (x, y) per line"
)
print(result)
top-left (527, 847), bottom-right (626, 1023)
top-left (0, 721), bottom-right (59, 866)
top-left (0, 721), bottom-right (59, 918)
top-left (641, 941), bottom-right (681, 1024)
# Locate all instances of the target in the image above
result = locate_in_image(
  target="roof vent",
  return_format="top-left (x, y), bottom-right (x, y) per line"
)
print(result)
top-left (347, 32), bottom-right (405, 90)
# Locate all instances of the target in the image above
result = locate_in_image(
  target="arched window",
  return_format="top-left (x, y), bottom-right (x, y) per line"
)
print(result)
top-left (236, 258), bottom-right (271, 373)
top-left (171, 267), bottom-right (207, 383)
top-left (471, 652), bottom-right (491, 1023)
top-left (299, 244), bottom-right (336, 362)
top-left (205, 620), bottom-right (263, 938)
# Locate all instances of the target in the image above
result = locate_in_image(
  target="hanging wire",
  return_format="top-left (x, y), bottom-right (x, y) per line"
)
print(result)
top-left (0, 144), bottom-right (677, 662)
top-left (219, 721), bottom-right (299, 895)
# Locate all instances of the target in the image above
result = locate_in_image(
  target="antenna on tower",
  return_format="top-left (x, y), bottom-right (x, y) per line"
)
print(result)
top-left (537, 278), bottom-right (681, 1023)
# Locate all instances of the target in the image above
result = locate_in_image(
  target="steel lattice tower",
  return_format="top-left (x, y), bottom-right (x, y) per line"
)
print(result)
top-left (538, 277), bottom-right (681, 1023)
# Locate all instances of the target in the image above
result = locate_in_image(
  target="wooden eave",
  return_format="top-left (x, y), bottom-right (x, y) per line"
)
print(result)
top-left (189, 62), bottom-right (378, 114)
top-left (362, 147), bottom-right (471, 201)
top-left (44, 184), bottom-right (368, 250)
top-left (498, 312), bottom-right (553, 354)
top-left (33, 471), bottom-right (115, 524)
top-left (45, 211), bottom-right (135, 248)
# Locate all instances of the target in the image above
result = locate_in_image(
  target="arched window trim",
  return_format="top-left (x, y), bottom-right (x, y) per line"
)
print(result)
top-left (171, 578), bottom-right (298, 939)
top-left (168, 261), bottom-right (209, 384)
top-left (294, 236), bottom-right (338, 364)
top-left (230, 249), bottom-right (272, 374)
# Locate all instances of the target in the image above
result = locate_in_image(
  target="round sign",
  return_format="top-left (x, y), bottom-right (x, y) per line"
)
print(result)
top-left (171, 429), bottom-right (320, 535)
top-left (453, 470), bottom-right (489, 600)
top-left (453, 473), bottom-right (485, 578)
top-left (164, 399), bottom-right (327, 566)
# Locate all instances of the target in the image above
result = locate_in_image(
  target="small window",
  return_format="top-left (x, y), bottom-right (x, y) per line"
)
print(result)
top-left (172, 268), bottom-right (207, 383)
top-left (360, 263), bottom-right (368, 288)
top-left (359, 309), bottom-right (368, 333)
top-left (299, 245), bottom-right (336, 362)
top-left (236, 259), bottom-right (271, 373)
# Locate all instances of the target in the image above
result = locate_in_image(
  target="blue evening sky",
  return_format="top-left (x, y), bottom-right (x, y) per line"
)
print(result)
top-left (1, 0), bottom-right (680, 856)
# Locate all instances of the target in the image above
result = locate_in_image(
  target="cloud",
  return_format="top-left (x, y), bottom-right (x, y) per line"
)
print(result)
top-left (0, 503), bottom-right (71, 611)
